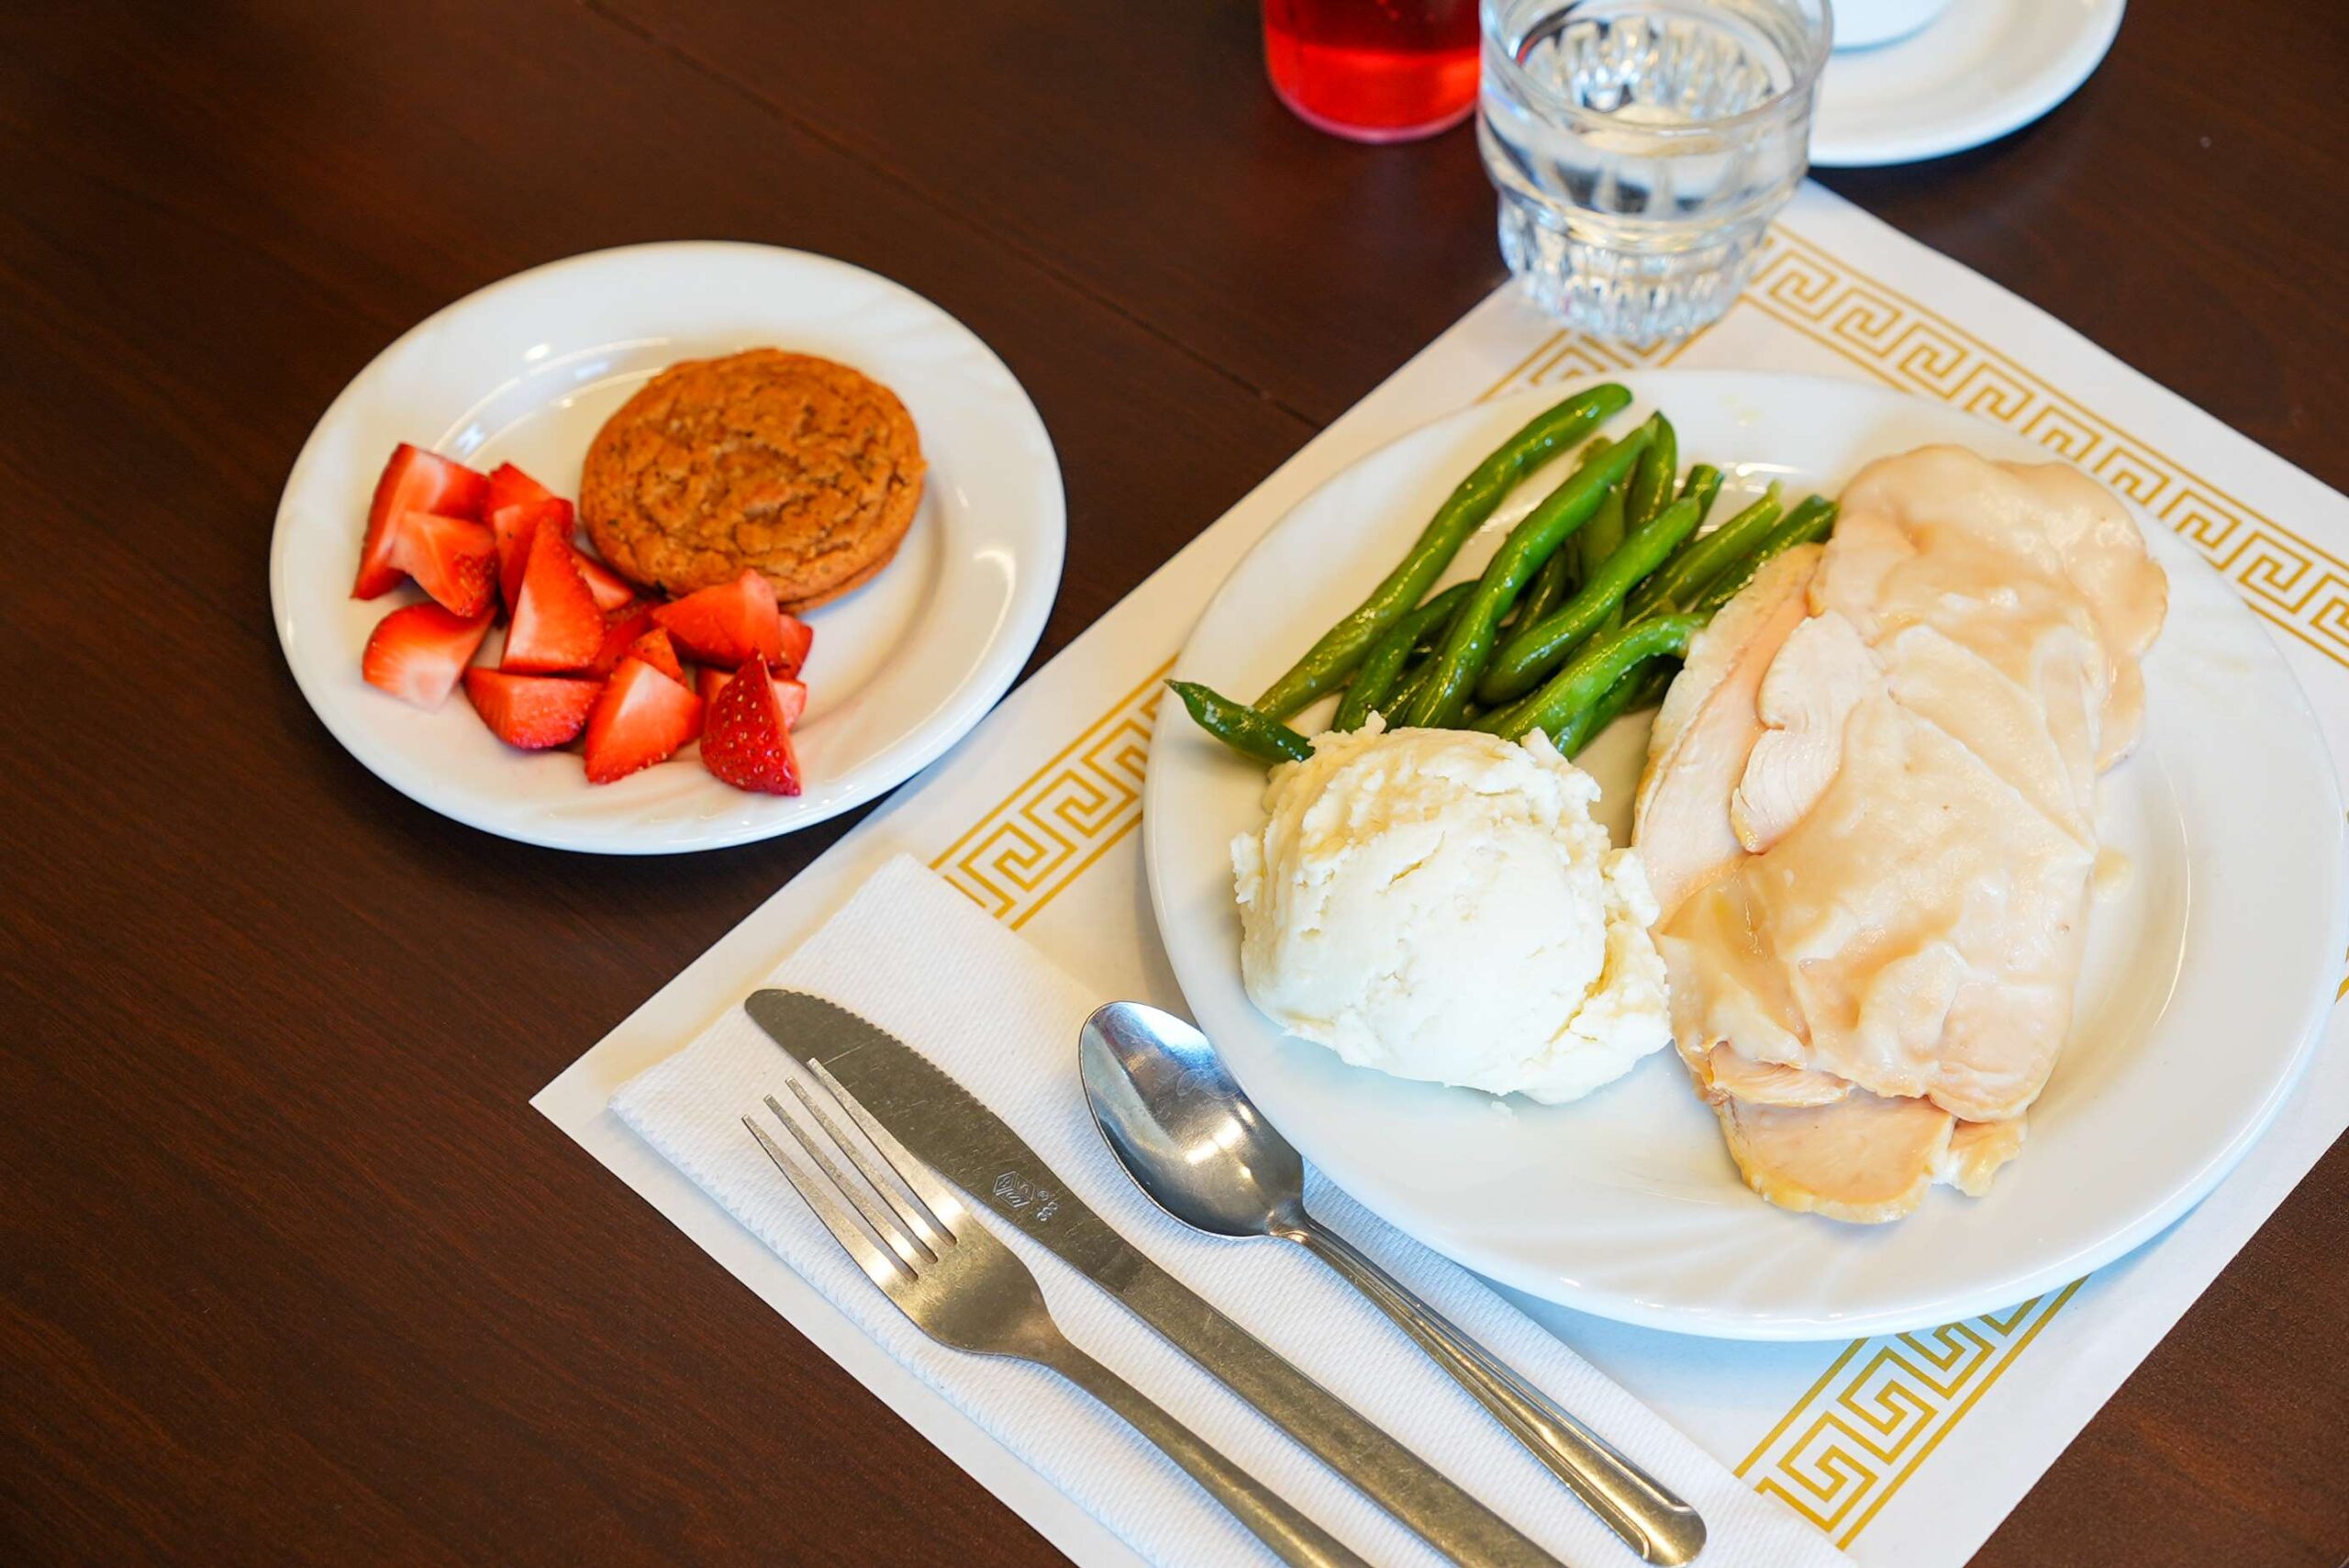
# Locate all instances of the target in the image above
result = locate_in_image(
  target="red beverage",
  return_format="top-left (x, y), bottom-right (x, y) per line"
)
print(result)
top-left (1263, 0), bottom-right (1482, 144)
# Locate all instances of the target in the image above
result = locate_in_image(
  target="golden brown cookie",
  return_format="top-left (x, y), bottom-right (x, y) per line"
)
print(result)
top-left (580, 350), bottom-right (925, 611)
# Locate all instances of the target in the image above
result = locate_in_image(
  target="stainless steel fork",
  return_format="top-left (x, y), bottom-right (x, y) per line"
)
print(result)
top-left (746, 1068), bottom-right (1368, 1568)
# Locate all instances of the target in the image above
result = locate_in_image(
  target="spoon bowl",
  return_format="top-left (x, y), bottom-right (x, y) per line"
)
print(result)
top-left (1080, 1000), bottom-right (1306, 1240)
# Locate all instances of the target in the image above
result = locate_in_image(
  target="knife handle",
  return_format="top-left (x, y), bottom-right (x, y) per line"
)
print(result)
top-left (1039, 1338), bottom-right (1368, 1568)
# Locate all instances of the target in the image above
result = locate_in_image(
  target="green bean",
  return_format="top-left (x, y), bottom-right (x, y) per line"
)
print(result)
top-left (1688, 496), bottom-right (1839, 616)
top-left (1626, 483), bottom-right (1784, 616)
top-left (1527, 436), bottom-right (1605, 624)
top-left (1399, 428), bottom-right (1653, 729)
top-left (1331, 583), bottom-right (1473, 731)
top-left (1253, 385), bottom-right (1632, 717)
top-left (1518, 546), bottom-right (1576, 628)
top-left (1559, 660), bottom-right (1676, 757)
top-left (1575, 473), bottom-right (1630, 602)
top-left (1678, 463), bottom-right (1723, 523)
top-left (1499, 614), bottom-right (1701, 748)
top-left (1476, 493), bottom-right (1705, 705)
top-left (1381, 662), bottom-right (1433, 725)
top-left (1167, 681), bottom-right (1312, 765)
top-left (1625, 414), bottom-right (1678, 530)
top-left (1512, 547), bottom-right (1575, 633)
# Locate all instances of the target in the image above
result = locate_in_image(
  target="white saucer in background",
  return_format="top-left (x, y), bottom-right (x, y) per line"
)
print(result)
top-left (1811, 0), bottom-right (2126, 167)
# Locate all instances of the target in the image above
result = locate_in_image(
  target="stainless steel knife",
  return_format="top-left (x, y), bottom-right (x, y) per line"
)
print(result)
top-left (746, 988), bottom-right (1560, 1568)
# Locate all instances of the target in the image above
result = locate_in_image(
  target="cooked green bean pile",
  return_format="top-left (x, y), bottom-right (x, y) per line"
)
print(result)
top-left (1172, 387), bottom-right (1840, 767)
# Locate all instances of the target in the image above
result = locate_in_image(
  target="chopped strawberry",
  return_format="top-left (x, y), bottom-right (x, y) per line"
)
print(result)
top-left (700, 658), bottom-right (803, 795)
top-left (484, 462), bottom-right (559, 517)
top-left (463, 668), bottom-right (603, 749)
top-left (774, 675), bottom-right (807, 728)
top-left (390, 509), bottom-right (497, 617)
top-left (625, 627), bottom-right (687, 684)
top-left (694, 666), bottom-right (806, 727)
top-left (587, 604), bottom-right (658, 677)
top-left (583, 658), bottom-right (702, 784)
top-left (362, 602), bottom-right (492, 708)
top-left (773, 613), bottom-right (813, 678)
top-left (503, 523), bottom-right (605, 673)
top-left (356, 445), bottom-right (489, 599)
top-left (490, 498), bottom-right (572, 613)
top-left (573, 550), bottom-right (639, 613)
top-left (652, 570), bottom-right (788, 667)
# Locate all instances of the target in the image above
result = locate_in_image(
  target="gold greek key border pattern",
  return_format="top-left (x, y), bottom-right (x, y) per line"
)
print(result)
top-left (1485, 229), bottom-right (2349, 672)
top-left (1734, 1281), bottom-right (2083, 1547)
top-left (1477, 326), bottom-right (1687, 405)
top-left (930, 661), bottom-right (1173, 929)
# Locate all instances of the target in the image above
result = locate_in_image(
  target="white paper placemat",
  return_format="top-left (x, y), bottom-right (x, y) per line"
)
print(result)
top-left (609, 854), bottom-right (1843, 1567)
top-left (538, 183), bottom-right (2349, 1568)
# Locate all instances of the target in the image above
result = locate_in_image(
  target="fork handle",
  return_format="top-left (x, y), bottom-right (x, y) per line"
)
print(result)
top-left (1039, 1339), bottom-right (1369, 1568)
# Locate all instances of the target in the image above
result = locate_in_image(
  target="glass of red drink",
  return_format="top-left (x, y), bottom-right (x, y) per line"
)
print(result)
top-left (1263, 0), bottom-right (1481, 144)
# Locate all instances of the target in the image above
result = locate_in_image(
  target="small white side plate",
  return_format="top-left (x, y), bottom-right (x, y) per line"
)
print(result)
top-left (272, 242), bottom-right (1063, 853)
top-left (1811, 0), bottom-right (2125, 167)
top-left (1144, 371), bottom-right (2344, 1339)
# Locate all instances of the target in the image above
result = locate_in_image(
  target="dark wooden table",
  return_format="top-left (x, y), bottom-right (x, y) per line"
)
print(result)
top-left (5, 2), bottom-right (2343, 1563)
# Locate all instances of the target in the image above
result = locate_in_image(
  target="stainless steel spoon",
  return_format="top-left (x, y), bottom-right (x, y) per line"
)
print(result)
top-left (1080, 1001), bottom-right (1708, 1567)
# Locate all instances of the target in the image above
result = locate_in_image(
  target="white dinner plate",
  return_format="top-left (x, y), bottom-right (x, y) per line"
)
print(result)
top-left (1144, 372), bottom-right (2344, 1339)
top-left (1811, 0), bottom-right (2124, 167)
top-left (272, 242), bottom-right (1063, 853)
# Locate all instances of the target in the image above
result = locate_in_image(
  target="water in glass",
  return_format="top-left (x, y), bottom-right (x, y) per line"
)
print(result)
top-left (1479, 0), bottom-right (1828, 339)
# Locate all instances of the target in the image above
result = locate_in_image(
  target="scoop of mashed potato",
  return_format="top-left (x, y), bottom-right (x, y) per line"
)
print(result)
top-left (1230, 721), bottom-right (1671, 1104)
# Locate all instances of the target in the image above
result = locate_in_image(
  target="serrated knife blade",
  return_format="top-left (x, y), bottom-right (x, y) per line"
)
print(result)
top-left (745, 987), bottom-right (1555, 1568)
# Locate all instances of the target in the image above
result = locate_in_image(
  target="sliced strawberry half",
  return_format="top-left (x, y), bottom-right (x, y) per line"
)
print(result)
top-left (652, 569), bottom-right (788, 667)
top-left (390, 509), bottom-right (497, 617)
top-left (484, 462), bottom-right (559, 518)
top-left (583, 658), bottom-right (703, 784)
top-left (774, 675), bottom-right (807, 728)
top-left (587, 604), bottom-right (658, 677)
top-left (362, 602), bottom-right (492, 709)
top-left (572, 550), bottom-right (639, 613)
top-left (356, 445), bottom-right (489, 599)
top-left (503, 523), bottom-right (605, 673)
top-left (463, 668), bottom-right (603, 749)
top-left (772, 614), bottom-right (813, 678)
top-left (700, 658), bottom-right (803, 795)
top-left (490, 498), bottom-right (573, 614)
top-left (624, 626), bottom-right (687, 684)
top-left (694, 666), bottom-right (806, 727)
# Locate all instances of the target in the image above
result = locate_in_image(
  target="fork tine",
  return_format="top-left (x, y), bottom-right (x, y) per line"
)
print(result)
top-left (807, 1059), bottom-right (966, 1235)
top-left (742, 1114), bottom-right (908, 1290)
top-left (763, 1095), bottom-right (936, 1271)
top-left (788, 1075), bottom-right (954, 1252)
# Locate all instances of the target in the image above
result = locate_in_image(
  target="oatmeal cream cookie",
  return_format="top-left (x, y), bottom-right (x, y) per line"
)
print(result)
top-left (581, 350), bottom-right (924, 610)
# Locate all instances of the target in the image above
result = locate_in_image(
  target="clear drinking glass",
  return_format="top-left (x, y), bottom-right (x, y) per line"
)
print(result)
top-left (1478, 0), bottom-right (1830, 339)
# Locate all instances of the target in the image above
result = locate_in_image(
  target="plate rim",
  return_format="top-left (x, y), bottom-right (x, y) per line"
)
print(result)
top-left (1809, 0), bottom-right (2125, 167)
top-left (1143, 369), bottom-right (2347, 1339)
top-left (270, 239), bottom-right (1064, 855)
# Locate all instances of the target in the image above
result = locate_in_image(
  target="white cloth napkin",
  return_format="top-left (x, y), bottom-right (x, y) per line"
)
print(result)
top-left (612, 853), bottom-right (1846, 1568)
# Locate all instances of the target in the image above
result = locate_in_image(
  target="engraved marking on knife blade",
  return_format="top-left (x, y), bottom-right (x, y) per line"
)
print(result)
top-left (991, 1171), bottom-right (1063, 1223)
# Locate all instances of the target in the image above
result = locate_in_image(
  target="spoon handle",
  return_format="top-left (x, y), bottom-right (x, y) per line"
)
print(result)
top-left (1289, 1217), bottom-right (1708, 1566)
